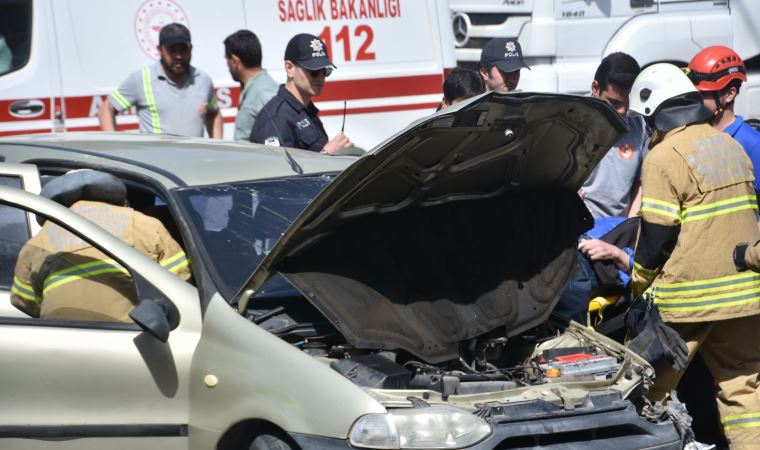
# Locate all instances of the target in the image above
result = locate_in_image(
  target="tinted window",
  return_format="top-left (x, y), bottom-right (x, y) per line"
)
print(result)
top-left (0, 175), bottom-right (30, 289)
top-left (0, 0), bottom-right (32, 76)
top-left (175, 174), bottom-right (335, 299)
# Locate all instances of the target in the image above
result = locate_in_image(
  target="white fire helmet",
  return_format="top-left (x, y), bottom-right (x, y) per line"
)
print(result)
top-left (628, 63), bottom-right (698, 117)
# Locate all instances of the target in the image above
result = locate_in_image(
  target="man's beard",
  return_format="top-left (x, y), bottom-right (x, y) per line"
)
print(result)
top-left (161, 57), bottom-right (189, 77)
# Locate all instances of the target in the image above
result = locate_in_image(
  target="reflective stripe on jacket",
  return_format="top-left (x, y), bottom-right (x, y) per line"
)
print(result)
top-left (10, 200), bottom-right (190, 322)
top-left (632, 123), bottom-right (760, 322)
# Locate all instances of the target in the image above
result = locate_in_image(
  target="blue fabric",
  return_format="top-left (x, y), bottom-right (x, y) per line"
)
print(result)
top-left (725, 116), bottom-right (760, 197)
top-left (555, 253), bottom-right (598, 324)
top-left (583, 216), bottom-right (633, 287)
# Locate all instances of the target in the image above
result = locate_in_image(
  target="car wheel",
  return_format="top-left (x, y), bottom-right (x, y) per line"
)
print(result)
top-left (249, 433), bottom-right (297, 450)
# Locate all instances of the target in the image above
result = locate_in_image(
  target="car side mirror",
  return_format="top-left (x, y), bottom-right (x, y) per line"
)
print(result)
top-left (129, 299), bottom-right (180, 343)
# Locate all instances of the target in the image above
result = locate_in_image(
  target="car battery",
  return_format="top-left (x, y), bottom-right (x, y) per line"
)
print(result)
top-left (543, 352), bottom-right (619, 380)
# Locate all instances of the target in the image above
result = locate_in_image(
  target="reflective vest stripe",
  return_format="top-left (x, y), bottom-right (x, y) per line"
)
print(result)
top-left (641, 198), bottom-right (681, 222)
top-left (142, 67), bottom-right (161, 133)
top-left (681, 195), bottom-right (758, 223)
top-left (723, 413), bottom-right (760, 431)
top-left (655, 273), bottom-right (760, 297)
top-left (634, 261), bottom-right (659, 278)
top-left (11, 277), bottom-right (39, 302)
top-left (43, 259), bottom-right (129, 294)
top-left (160, 251), bottom-right (189, 273)
top-left (111, 90), bottom-right (132, 109)
top-left (655, 287), bottom-right (760, 312)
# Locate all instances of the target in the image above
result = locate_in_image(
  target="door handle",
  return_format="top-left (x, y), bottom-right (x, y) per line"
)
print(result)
top-left (630, 0), bottom-right (655, 7)
top-left (9, 100), bottom-right (45, 118)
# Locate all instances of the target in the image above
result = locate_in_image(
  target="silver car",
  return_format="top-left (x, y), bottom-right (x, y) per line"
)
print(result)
top-left (0, 92), bottom-right (683, 449)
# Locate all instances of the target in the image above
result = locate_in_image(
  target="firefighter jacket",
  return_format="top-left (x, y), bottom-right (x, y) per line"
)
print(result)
top-left (632, 123), bottom-right (760, 323)
top-left (10, 200), bottom-right (190, 322)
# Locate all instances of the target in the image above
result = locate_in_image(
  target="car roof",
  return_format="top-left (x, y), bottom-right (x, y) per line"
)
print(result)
top-left (0, 132), bottom-right (355, 188)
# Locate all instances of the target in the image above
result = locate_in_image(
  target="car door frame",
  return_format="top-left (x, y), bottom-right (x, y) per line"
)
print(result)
top-left (0, 184), bottom-right (202, 450)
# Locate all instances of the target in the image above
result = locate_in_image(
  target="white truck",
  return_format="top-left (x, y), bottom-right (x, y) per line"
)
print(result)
top-left (449, 0), bottom-right (760, 118)
top-left (0, 0), bottom-right (456, 150)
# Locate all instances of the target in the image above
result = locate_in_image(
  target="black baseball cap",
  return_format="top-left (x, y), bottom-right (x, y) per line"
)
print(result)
top-left (284, 33), bottom-right (336, 71)
top-left (159, 23), bottom-right (191, 47)
top-left (480, 37), bottom-right (530, 73)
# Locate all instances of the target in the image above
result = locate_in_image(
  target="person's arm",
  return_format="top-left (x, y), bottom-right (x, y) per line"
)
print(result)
top-left (321, 132), bottom-right (353, 154)
top-left (578, 239), bottom-right (630, 271)
top-left (98, 97), bottom-right (118, 131)
top-left (206, 108), bottom-right (223, 139)
top-left (100, 72), bottom-right (140, 132)
top-left (10, 244), bottom-right (41, 317)
top-left (627, 179), bottom-right (643, 217)
top-left (631, 152), bottom-right (682, 296)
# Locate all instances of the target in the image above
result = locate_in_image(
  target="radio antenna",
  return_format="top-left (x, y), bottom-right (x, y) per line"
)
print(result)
top-left (340, 100), bottom-right (347, 133)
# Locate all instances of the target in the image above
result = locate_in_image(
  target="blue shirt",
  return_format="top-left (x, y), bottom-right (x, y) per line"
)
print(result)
top-left (583, 217), bottom-right (634, 287)
top-left (725, 115), bottom-right (760, 196)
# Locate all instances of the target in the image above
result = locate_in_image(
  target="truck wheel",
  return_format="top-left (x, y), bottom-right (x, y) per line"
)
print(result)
top-left (249, 433), bottom-right (297, 450)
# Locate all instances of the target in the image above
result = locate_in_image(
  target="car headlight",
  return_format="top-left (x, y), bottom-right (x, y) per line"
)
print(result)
top-left (349, 406), bottom-right (492, 449)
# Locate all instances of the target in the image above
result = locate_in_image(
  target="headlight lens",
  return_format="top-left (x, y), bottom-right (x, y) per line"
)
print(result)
top-left (349, 406), bottom-right (492, 449)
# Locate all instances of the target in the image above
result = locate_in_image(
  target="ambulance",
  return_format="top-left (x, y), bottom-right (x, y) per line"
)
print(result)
top-left (0, 0), bottom-right (456, 150)
top-left (449, 0), bottom-right (760, 119)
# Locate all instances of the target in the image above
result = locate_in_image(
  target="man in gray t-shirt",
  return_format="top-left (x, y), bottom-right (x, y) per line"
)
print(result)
top-left (224, 30), bottom-right (278, 141)
top-left (98, 23), bottom-right (222, 138)
top-left (580, 52), bottom-right (649, 218)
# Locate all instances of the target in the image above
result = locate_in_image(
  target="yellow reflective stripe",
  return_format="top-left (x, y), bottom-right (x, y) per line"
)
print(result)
top-left (722, 412), bottom-right (760, 431)
top-left (160, 251), bottom-right (189, 273)
top-left (681, 195), bottom-right (758, 223)
top-left (11, 277), bottom-right (39, 302)
top-left (111, 90), bottom-right (132, 109)
top-left (634, 262), bottom-right (658, 278)
top-left (142, 67), bottom-right (161, 133)
top-left (43, 259), bottom-right (129, 294)
top-left (641, 197), bottom-right (682, 222)
top-left (655, 286), bottom-right (760, 312)
top-left (655, 272), bottom-right (760, 297)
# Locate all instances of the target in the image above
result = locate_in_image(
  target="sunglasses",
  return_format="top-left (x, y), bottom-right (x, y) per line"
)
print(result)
top-left (302, 66), bottom-right (332, 78)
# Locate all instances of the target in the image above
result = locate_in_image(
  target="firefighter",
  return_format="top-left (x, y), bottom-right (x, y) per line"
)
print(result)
top-left (687, 45), bottom-right (760, 201)
top-left (10, 170), bottom-right (190, 322)
top-left (628, 63), bottom-right (760, 449)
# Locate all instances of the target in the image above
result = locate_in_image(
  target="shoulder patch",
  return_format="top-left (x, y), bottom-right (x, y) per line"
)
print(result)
top-left (264, 137), bottom-right (281, 147)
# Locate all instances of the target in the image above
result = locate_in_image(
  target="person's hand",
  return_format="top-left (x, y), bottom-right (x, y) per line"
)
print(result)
top-left (578, 189), bottom-right (585, 200)
top-left (578, 239), bottom-right (630, 270)
top-left (321, 133), bottom-right (353, 154)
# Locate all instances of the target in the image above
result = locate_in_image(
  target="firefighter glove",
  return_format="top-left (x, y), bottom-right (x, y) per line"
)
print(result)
top-left (733, 242), bottom-right (749, 272)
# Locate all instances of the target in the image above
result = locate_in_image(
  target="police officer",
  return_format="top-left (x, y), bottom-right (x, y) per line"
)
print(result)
top-left (10, 170), bottom-right (190, 322)
top-left (629, 63), bottom-right (760, 449)
top-left (478, 37), bottom-right (529, 93)
top-left (250, 33), bottom-right (353, 153)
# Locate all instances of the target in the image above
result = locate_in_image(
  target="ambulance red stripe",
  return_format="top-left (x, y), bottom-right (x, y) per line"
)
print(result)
top-left (0, 73), bottom-right (443, 124)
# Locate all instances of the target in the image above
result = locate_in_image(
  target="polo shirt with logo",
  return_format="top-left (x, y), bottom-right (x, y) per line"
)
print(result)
top-left (109, 62), bottom-right (218, 137)
top-left (583, 114), bottom-right (649, 218)
top-left (249, 85), bottom-right (328, 152)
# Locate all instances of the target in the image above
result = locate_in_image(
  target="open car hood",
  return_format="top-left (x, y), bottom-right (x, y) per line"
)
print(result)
top-left (238, 92), bottom-right (629, 363)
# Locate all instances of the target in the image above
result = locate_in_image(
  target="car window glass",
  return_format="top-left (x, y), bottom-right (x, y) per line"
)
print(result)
top-left (176, 174), bottom-right (335, 300)
top-left (0, 175), bottom-right (30, 289)
top-left (0, 0), bottom-right (32, 77)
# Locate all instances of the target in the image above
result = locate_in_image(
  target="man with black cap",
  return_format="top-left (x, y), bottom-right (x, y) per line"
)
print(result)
top-left (478, 37), bottom-right (530, 93)
top-left (98, 23), bottom-right (222, 138)
top-left (249, 33), bottom-right (353, 153)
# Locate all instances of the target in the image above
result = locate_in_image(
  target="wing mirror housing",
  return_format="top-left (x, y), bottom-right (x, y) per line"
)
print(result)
top-left (129, 299), bottom-right (180, 343)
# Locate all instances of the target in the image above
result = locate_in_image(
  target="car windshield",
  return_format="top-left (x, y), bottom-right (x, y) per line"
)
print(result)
top-left (175, 174), bottom-right (336, 300)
